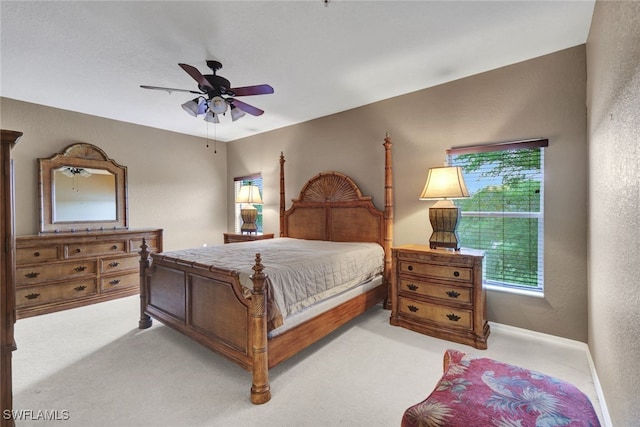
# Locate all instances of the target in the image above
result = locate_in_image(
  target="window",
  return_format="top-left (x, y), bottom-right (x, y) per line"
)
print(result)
top-left (234, 174), bottom-right (264, 233)
top-left (447, 139), bottom-right (548, 293)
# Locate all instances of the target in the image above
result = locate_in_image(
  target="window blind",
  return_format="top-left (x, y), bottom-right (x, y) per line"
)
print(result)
top-left (447, 139), bottom-right (547, 291)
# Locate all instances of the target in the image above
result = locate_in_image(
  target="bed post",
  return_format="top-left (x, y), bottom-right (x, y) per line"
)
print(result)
top-left (250, 253), bottom-right (271, 404)
top-left (138, 238), bottom-right (152, 329)
top-left (383, 133), bottom-right (394, 309)
top-left (279, 152), bottom-right (285, 237)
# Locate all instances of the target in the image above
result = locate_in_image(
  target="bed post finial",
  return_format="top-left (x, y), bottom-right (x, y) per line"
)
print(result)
top-left (138, 238), bottom-right (152, 329)
top-left (250, 253), bottom-right (271, 404)
top-left (383, 133), bottom-right (394, 308)
top-left (279, 152), bottom-right (286, 237)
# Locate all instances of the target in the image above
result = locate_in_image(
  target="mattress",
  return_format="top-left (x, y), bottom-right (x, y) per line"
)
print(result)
top-left (156, 237), bottom-right (385, 331)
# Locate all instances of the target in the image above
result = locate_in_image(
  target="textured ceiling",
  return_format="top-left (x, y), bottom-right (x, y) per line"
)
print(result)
top-left (1, 1), bottom-right (595, 142)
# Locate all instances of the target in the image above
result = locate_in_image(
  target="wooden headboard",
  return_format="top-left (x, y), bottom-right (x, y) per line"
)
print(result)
top-left (283, 171), bottom-right (385, 245)
top-left (278, 134), bottom-right (394, 283)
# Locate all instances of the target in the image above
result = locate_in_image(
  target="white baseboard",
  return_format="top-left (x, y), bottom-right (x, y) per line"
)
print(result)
top-left (490, 322), bottom-right (613, 427)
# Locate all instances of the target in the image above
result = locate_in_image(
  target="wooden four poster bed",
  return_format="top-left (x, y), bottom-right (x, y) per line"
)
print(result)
top-left (138, 134), bottom-right (394, 404)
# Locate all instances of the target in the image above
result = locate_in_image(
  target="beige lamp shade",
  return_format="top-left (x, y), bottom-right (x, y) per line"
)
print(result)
top-left (236, 184), bottom-right (263, 204)
top-left (419, 166), bottom-right (469, 200)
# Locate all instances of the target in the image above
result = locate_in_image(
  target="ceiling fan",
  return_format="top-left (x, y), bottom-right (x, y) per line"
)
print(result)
top-left (141, 60), bottom-right (274, 123)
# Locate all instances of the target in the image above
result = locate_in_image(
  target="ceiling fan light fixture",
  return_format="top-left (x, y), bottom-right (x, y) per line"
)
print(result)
top-left (181, 97), bottom-right (207, 116)
top-left (231, 105), bottom-right (246, 121)
top-left (204, 110), bottom-right (219, 124)
top-left (197, 97), bottom-right (208, 115)
top-left (209, 96), bottom-right (228, 114)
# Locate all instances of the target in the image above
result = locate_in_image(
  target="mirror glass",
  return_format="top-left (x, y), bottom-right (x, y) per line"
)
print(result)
top-left (53, 167), bottom-right (117, 222)
top-left (39, 143), bottom-right (128, 233)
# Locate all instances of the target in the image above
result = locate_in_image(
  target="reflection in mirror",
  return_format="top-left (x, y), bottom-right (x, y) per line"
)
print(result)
top-left (53, 167), bottom-right (117, 222)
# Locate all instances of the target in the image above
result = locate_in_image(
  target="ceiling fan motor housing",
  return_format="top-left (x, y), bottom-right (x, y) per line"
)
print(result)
top-left (204, 75), bottom-right (232, 95)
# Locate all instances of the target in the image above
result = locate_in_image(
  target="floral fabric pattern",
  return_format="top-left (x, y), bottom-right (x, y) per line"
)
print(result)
top-left (401, 349), bottom-right (600, 427)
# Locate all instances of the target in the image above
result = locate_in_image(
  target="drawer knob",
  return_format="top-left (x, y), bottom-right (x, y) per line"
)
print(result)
top-left (109, 279), bottom-right (121, 286)
top-left (407, 305), bottom-right (419, 313)
top-left (25, 272), bottom-right (40, 279)
top-left (453, 271), bottom-right (460, 277)
top-left (74, 265), bottom-right (87, 272)
top-left (33, 251), bottom-right (40, 257)
top-left (446, 313), bottom-right (461, 322)
top-left (109, 261), bottom-right (120, 267)
top-left (111, 245), bottom-right (118, 250)
top-left (74, 285), bottom-right (87, 291)
top-left (406, 283), bottom-right (418, 291)
top-left (75, 248), bottom-right (82, 253)
top-left (446, 290), bottom-right (461, 298)
top-left (407, 265), bottom-right (414, 271)
top-left (25, 293), bottom-right (40, 300)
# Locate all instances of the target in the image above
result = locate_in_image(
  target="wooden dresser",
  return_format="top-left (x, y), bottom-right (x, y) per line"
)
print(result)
top-left (223, 232), bottom-right (274, 244)
top-left (15, 229), bottom-right (162, 319)
top-left (390, 244), bottom-right (489, 349)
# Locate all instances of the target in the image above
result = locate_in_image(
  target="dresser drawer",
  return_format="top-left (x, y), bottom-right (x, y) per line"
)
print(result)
top-left (398, 261), bottom-right (472, 283)
top-left (65, 240), bottom-right (127, 258)
top-left (398, 296), bottom-right (472, 330)
top-left (16, 260), bottom-right (97, 285)
top-left (130, 237), bottom-right (160, 253)
top-left (100, 272), bottom-right (139, 293)
top-left (15, 279), bottom-right (97, 308)
top-left (16, 245), bottom-right (61, 265)
top-left (101, 255), bottom-right (139, 274)
top-left (398, 278), bottom-right (472, 305)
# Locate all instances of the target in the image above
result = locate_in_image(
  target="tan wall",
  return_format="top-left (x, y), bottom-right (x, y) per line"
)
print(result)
top-left (228, 46), bottom-right (589, 342)
top-left (587, 1), bottom-right (640, 425)
top-left (0, 98), bottom-right (228, 251)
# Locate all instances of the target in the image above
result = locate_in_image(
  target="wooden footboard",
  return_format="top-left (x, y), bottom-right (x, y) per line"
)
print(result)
top-left (138, 239), bottom-right (271, 403)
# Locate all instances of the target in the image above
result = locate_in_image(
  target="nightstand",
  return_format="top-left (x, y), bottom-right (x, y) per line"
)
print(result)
top-left (390, 244), bottom-right (489, 349)
top-left (223, 232), bottom-right (275, 244)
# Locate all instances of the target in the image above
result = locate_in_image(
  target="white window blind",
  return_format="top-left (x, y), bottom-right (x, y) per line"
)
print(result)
top-left (234, 174), bottom-right (263, 233)
top-left (447, 139), bottom-right (548, 292)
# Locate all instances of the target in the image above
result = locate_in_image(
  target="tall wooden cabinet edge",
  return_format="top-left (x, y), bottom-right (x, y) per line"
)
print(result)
top-left (15, 228), bottom-right (163, 319)
top-left (1, 129), bottom-right (22, 427)
top-left (390, 244), bottom-right (490, 350)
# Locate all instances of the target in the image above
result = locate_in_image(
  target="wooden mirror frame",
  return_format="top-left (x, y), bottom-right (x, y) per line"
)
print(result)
top-left (39, 143), bottom-right (128, 233)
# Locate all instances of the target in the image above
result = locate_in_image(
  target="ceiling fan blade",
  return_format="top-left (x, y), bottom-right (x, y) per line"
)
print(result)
top-left (230, 84), bottom-right (274, 96)
top-left (178, 63), bottom-right (214, 91)
top-left (232, 99), bottom-right (264, 116)
top-left (140, 85), bottom-right (203, 94)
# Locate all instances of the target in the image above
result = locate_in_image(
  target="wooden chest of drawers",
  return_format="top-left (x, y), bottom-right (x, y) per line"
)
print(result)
top-left (15, 228), bottom-right (162, 318)
top-left (390, 244), bottom-right (489, 349)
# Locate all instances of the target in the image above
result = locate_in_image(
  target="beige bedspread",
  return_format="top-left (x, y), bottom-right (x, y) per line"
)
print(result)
top-left (155, 237), bottom-right (384, 330)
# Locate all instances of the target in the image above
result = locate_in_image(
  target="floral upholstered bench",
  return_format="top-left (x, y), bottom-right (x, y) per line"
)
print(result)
top-left (401, 349), bottom-right (600, 427)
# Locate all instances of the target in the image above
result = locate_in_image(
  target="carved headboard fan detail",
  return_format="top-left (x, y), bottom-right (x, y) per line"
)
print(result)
top-left (294, 171), bottom-right (369, 203)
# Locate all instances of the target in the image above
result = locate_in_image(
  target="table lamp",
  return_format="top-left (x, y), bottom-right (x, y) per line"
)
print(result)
top-left (419, 166), bottom-right (469, 250)
top-left (236, 183), bottom-right (263, 234)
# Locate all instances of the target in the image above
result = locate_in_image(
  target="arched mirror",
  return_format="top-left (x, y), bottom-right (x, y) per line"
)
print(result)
top-left (39, 143), bottom-right (128, 233)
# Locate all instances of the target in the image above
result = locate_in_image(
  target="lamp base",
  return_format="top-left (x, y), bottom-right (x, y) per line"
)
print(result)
top-left (428, 204), bottom-right (462, 251)
top-left (240, 207), bottom-right (258, 235)
top-left (241, 223), bottom-right (258, 234)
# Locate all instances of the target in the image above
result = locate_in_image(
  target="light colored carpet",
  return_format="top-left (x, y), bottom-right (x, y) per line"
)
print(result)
top-left (12, 296), bottom-right (603, 426)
